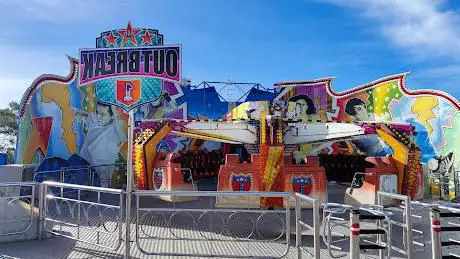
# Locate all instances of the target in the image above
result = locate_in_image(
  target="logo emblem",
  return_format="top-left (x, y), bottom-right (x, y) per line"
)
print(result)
top-left (231, 173), bottom-right (251, 192)
top-left (116, 79), bottom-right (141, 106)
top-left (292, 177), bottom-right (313, 195)
top-left (153, 169), bottom-right (164, 190)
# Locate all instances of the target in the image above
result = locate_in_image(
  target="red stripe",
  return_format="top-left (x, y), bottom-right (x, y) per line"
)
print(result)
top-left (351, 223), bottom-right (359, 228)
top-left (432, 220), bottom-right (441, 233)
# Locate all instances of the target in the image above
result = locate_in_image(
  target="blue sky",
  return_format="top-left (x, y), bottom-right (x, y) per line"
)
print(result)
top-left (0, 0), bottom-right (460, 108)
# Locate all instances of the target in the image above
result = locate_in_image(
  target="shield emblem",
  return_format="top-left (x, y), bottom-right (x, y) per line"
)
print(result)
top-left (116, 79), bottom-right (141, 106)
top-left (292, 177), bottom-right (313, 195)
top-left (153, 169), bottom-right (163, 190)
top-left (231, 174), bottom-right (251, 192)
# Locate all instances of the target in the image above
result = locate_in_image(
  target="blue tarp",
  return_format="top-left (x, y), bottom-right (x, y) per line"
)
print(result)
top-left (176, 86), bottom-right (239, 119)
top-left (34, 154), bottom-right (97, 187)
top-left (0, 153), bottom-right (7, 165)
top-left (245, 87), bottom-right (276, 101)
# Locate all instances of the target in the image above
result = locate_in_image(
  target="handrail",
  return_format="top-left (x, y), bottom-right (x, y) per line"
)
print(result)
top-left (295, 192), bottom-right (320, 258)
top-left (135, 190), bottom-right (289, 197)
top-left (377, 191), bottom-right (413, 258)
top-left (0, 181), bottom-right (37, 187)
top-left (41, 181), bottom-right (124, 194)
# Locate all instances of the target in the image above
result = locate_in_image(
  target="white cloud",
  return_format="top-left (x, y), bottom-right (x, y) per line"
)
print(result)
top-left (321, 0), bottom-right (460, 60)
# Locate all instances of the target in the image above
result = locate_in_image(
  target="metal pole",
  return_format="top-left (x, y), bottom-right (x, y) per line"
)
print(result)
top-left (377, 193), bottom-right (383, 259)
top-left (405, 197), bottom-right (414, 259)
top-left (430, 205), bottom-right (441, 259)
top-left (295, 196), bottom-right (301, 259)
top-left (38, 183), bottom-right (44, 240)
top-left (350, 209), bottom-right (360, 259)
top-left (125, 110), bottom-right (134, 259)
top-left (313, 199), bottom-right (320, 259)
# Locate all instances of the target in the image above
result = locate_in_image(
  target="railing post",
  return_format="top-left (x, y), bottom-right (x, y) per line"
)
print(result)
top-left (125, 109), bottom-right (135, 259)
top-left (38, 183), bottom-right (44, 240)
top-left (350, 209), bottom-right (360, 259)
top-left (405, 196), bottom-right (414, 259)
top-left (312, 198), bottom-right (320, 259)
top-left (430, 205), bottom-right (441, 259)
top-left (377, 192), bottom-right (384, 259)
top-left (295, 195), bottom-right (301, 259)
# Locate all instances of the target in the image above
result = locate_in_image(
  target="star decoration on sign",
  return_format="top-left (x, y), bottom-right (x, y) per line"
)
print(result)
top-left (141, 30), bottom-right (153, 45)
top-left (372, 81), bottom-right (404, 115)
top-left (105, 32), bottom-right (118, 46)
top-left (118, 22), bottom-right (141, 46)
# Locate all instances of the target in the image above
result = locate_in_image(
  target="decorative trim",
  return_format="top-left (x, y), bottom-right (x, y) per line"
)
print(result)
top-left (326, 72), bottom-right (459, 110)
top-left (19, 56), bottom-right (79, 118)
top-left (275, 73), bottom-right (459, 110)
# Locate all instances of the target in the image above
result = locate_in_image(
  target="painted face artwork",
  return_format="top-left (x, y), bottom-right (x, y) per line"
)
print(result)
top-left (295, 99), bottom-right (308, 117)
top-left (353, 104), bottom-right (369, 121)
top-left (96, 104), bottom-right (113, 126)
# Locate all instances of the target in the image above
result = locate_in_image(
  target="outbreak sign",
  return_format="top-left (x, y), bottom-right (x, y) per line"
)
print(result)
top-left (79, 45), bottom-right (181, 85)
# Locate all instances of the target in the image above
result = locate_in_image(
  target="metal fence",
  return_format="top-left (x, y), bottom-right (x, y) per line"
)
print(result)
top-left (33, 163), bottom-right (127, 190)
top-left (295, 192), bottom-right (320, 258)
top-left (430, 204), bottom-right (460, 259)
top-left (4, 179), bottom-right (451, 258)
top-left (134, 190), bottom-right (291, 258)
top-left (39, 181), bottom-right (124, 250)
top-left (377, 191), bottom-right (414, 258)
top-left (0, 182), bottom-right (37, 237)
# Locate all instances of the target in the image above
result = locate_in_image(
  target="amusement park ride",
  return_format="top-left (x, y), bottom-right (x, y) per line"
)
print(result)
top-left (132, 100), bottom-right (422, 208)
top-left (17, 22), bottom-right (452, 211)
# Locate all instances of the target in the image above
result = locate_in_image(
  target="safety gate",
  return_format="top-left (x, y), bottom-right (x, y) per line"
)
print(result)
top-left (39, 181), bottom-right (124, 250)
top-left (430, 204), bottom-right (460, 259)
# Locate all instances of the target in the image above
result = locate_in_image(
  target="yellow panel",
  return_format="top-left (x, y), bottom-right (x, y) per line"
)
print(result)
top-left (376, 128), bottom-right (408, 193)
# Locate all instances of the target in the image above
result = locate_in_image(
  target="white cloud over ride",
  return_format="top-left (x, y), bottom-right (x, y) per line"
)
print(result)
top-left (321, 0), bottom-right (460, 60)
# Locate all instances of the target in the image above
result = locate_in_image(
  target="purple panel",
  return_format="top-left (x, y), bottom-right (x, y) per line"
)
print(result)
top-left (163, 81), bottom-right (179, 96)
top-left (164, 108), bottom-right (184, 119)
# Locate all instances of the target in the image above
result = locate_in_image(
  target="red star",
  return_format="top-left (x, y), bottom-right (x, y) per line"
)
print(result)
top-left (118, 22), bottom-right (141, 46)
top-left (141, 30), bottom-right (153, 45)
top-left (105, 32), bottom-right (118, 46)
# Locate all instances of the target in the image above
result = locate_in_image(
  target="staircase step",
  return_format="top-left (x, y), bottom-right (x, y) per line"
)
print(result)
top-left (360, 228), bottom-right (386, 235)
top-left (360, 244), bottom-right (386, 250)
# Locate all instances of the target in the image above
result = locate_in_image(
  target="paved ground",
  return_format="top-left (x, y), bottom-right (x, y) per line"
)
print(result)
top-left (1, 182), bottom-right (459, 258)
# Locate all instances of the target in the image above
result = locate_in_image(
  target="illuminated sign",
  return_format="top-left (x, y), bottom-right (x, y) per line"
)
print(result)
top-left (77, 22), bottom-right (182, 111)
top-left (79, 45), bottom-right (181, 85)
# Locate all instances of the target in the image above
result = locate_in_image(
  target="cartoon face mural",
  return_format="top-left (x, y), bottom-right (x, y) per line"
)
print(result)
top-left (289, 95), bottom-right (317, 120)
top-left (344, 98), bottom-right (370, 121)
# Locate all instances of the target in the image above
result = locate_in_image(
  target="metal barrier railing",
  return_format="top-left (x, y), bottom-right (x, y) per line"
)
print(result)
top-left (295, 192), bottom-right (320, 258)
top-left (180, 168), bottom-right (195, 188)
top-left (39, 181), bottom-right (124, 251)
top-left (377, 191), bottom-right (414, 258)
top-left (348, 172), bottom-right (374, 195)
top-left (0, 182), bottom-right (37, 237)
top-left (349, 208), bottom-right (392, 259)
top-left (430, 204), bottom-right (460, 259)
top-left (322, 203), bottom-right (353, 258)
top-left (134, 190), bottom-right (291, 258)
